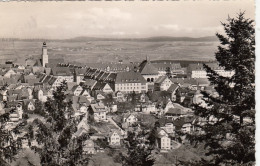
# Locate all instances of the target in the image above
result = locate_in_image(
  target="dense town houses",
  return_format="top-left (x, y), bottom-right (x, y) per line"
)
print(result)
top-left (0, 42), bottom-right (227, 154)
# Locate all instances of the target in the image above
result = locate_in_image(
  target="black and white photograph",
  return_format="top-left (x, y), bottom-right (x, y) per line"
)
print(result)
top-left (0, 0), bottom-right (256, 165)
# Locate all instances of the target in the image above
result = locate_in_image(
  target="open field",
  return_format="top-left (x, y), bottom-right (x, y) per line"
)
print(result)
top-left (0, 39), bottom-right (218, 65)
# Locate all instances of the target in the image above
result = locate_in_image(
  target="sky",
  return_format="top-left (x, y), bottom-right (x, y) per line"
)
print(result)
top-left (0, 0), bottom-right (255, 39)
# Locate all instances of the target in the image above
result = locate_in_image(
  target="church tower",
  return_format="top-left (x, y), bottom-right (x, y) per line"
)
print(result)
top-left (42, 42), bottom-right (48, 67)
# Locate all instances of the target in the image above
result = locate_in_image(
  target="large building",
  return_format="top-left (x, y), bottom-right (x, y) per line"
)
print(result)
top-left (85, 63), bottom-right (135, 73)
top-left (152, 62), bottom-right (183, 76)
top-left (138, 58), bottom-right (159, 84)
top-left (115, 71), bottom-right (147, 93)
top-left (187, 63), bottom-right (234, 78)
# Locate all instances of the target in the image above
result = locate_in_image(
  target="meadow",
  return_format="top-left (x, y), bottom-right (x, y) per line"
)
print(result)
top-left (0, 39), bottom-right (218, 64)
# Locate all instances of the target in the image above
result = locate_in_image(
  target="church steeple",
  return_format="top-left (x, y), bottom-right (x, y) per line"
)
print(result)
top-left (42, 42), bottom-right (48, 67)
top-left (146, 55), bottom-right (150, 64)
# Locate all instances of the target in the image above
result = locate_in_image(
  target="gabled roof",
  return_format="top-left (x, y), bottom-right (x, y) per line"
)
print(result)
top-left (78, 96), bottom-right (91, 105)
top-left (152, 63), bottom-right (181, 71)
top-left (48, 77), bottom-right (58, 86)
top-left (188, 63), bottom-right (223, 71)
top-left (123, 112), bottom-right (137, 120)
top-left (183, 78), bottom-right (197, 85)
top-left (93, 82), bottom-right (112, 91)
top-left (155, 76), bottom-right (172, 84)
top-left (90, 103), bottom-right (106, 113)
top-left (166, 108), bottom-right (184, 115)
top-left (95, 71), bottom-right (105, 80)
top-left (67, 82), bottom-right (77, 90)
top-left (71, 85), bottom-right (83, 92)
top-left (51, 67), bottom-right (72, 76)
top-left (170, 78), bottom-right (185, 85)
top-left (23, 99), bottom-right (35, 106)
top-left (156, 128), bottom-right (169, 138)
top-left (108, 130), bottom-right (121, 138)
top-left (167, 84), bottom-right (179, 92)
top-left (196, 78), bottom-right (210, 85)
top-left (115, 72), bottom-right (146, 84)
top-left (82, 79), bottom-right (97, 89)
top-left (106, 73), bottom-right (117, 82)
top-left (139, 60), bottom-right (159, 75)
top-left (75, 68), bottom-right (87, 76)
top-left (99, 72), bottom-right (110, 81)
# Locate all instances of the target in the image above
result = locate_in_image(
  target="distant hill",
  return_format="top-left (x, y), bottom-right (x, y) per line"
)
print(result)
top-left (0, 36), bottom-right (218, 42)
top-left (66, 36), bottom-right (219, 42)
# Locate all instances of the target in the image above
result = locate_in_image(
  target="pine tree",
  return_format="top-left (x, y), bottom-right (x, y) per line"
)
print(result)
top-left (188, 12), bottom-right (255, 165)
top-left (122, 131), bottom-right (155, 166)
top-left (31, 81), bottom-right (90, 166)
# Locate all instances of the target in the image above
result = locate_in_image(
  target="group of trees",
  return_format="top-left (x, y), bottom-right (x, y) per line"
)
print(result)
top-left (0, 12), bottom-right (256, 166)
top-left (0, 84), bottom-right (23, 165)
top-left (30, 81), bottom-right (90, 166)
top-left (187, 12), bottom-right (255, 165)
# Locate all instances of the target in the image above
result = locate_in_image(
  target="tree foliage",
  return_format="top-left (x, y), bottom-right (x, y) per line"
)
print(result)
top-left (122, 131), bottom-right (155, 166)
top-left (0, 84), bottom-right (24, 164)
top-left (188, 12), bottom-right (255, 165)
top-left (31, 81), bottom-right (90, 166)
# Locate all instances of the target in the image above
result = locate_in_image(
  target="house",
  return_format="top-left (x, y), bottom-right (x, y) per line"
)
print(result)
top-left (165, 108), bottom-right (185, 120)
top-left (51, 67), bottom-right (74, 84)
top-left (74, 68), bottom-right (87, 84)
top-left (107, 130), bottom-right (121, 146)
top-left (95, 92), bottom-right (106, 100)
top-left (71, 85), bottom-right (83, 96)
top-left (196, 78), bottom-right (210, 88)
top-left (23, 99), bottom-right (35, 111)
top-left (76, 117), bottom-right (89, 132)
top-left (89, 102), bottom-right (107, 122)
top-left (115, 71), bottom-right (148, 93)
top-left (173, 116), bottom-right (196, 135)
top-left (93, 82), bottom-right (114, 94)
top-left (4, 69), bottom-right (16, 78)
top-left (176, 87), bottom-right (190, 103)
top-left (110, 103), bottom-right (118, 113)
top-left (161, 123), bottom-right (175, 134)
top-left (34, 88), bottom-right (52, 102)
top-left (83, 139), bottom-right (96, 154)
top-left (167, 84), bottom-right (180, 101)
top-left (114, 91), bottom-right (125, 102)
top-left (81, 79), bottom-right (97, 91)
top-left (141, 102), bottom-right (156, 114)
top-left (164, 100), bottom-right (174, 113)
top-left (139, 93), bottom-right (149, 103)
top-left (9, 110), bottom-right (21, 123)
top-left (0, 90), bottom-right (8, 101)
top-left (80, 89), bottom-right (91, 97)
top-left (123, 113), bottom-right (138, 126)
top-left (154, 76), bottom-right (173, 91)
top-left (156, 128), bottom-right (171, 150)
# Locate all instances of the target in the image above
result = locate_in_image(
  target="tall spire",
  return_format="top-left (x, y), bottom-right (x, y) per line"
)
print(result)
top-left (146, 55), bottom-right (150, 64)
top-left (42, 42), bottom-right (48, 67)
top-left (146, 55), bottom-right (149, 62)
